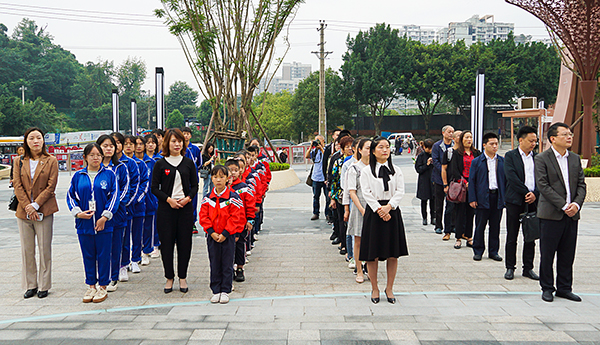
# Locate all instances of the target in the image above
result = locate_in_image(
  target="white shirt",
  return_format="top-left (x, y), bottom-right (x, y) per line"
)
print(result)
top-left (341, 156), bottom-right (357, 206)
top-left (519, 147), bottom-right (535, 192)
top-left (360, 162), bottom-right (404, 212)
top-left (551, 146), bottom-right (574, 210)
top-left (485, 152), bottom-right (498, 190)
top-left (30, 159), bottom-right (39, 180)
top-left (165, 155), bottom-right (185, 199)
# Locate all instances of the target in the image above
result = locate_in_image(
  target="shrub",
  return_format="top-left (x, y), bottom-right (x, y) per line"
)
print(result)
top-left (269, 162), bottom-right (290, 171)
top-left (591, 153), bottom-right (600, 167)
top-left (584, 165), bottom-right (600, 177)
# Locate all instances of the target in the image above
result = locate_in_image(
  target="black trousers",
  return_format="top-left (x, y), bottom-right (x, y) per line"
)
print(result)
top-left (539, 215), bottom-right (578, 293)
top-left (235, 230), bottom-right (248, 266)
top-left (434, 183), bottom-right (446, 230)
top-left (207, 235), bottom-right (235, 294)
top-left (473, 192), bottom-right (502, 256)
top-left (443, 200), bottom-right (455, 234)
top-left (156, 202), bottom-right (194, 280)
top-left (454, 200), bottom-right (474, 240)
top-left (335, 200), bottom-right (347, 249)
top-left (505, 202), bottom-right (536, 271)
top-left (420, 199), bottom-right (434, 221)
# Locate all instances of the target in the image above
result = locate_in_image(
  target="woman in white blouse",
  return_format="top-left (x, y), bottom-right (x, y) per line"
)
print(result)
top-left (359, 137), bottom-right (408, 304)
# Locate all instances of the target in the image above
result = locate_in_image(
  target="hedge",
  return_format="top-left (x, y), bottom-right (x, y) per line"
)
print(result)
top-left (584, 165), bottom-right (600, 177)
top-left (269, 162), bottom-right (290, 171)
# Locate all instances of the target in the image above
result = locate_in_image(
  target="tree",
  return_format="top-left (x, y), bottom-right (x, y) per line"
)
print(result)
top-left (166, 81), bottom-right (198, 121)
top-left (342, 24), bottom-right (411, 135)
top-left (250, 91), bottom-right (294, 140)
top-left (69, 61), bottom-right (115, 130)
top-left (166, 109), bottom-right (185, 129)
top-left (116, 57), bottom-right (147, 132)
top-left (0, 95), bottom-right (71, 135)
top-left (291, 68), bottom-right (353, 138)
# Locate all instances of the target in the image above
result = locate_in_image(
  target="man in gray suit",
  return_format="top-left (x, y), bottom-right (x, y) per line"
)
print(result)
top-left (535, 122), bottom-right (586, 302)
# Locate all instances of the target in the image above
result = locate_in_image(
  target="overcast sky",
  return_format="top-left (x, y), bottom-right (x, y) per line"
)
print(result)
top-left (1, 0), bottom-right (549, 101)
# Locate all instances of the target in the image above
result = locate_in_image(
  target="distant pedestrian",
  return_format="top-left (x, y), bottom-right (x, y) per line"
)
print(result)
top-left (468, 133), bottom-right (505, 262)
top-left (306, 135), bottom-right (326, 221)
top-left (415, 139), bottom-right (435, 226)
top-left (432, 125), bottom-right (454, 234)
top-left (440, 130), bottom-right (462, 241)
top-left (360, 137), bottom-right (408, 304)
top-left (536, 123), bottom-right (586, 303)
top-left (201, 142), bottom-right (216, 197)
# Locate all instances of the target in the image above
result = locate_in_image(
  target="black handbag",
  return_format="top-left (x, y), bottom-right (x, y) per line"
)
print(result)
top-left (8, 156), bottom-right (23, 212)
top-left (306, 165), bottom-right (313, 186)
top-left (520, 203), bottom-right (540, 243)
top-left (200, 169), bottom-right (210, 179)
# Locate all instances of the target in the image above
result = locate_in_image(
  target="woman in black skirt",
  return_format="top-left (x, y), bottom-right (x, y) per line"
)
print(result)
top-left (359, 136), bottom-right (408, 304)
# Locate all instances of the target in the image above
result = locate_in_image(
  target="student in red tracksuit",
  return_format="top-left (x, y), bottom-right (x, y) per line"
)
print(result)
top-left (200, 165), bottom-right (245, 304)
top-left (225, 159), bottom-right (256, 283)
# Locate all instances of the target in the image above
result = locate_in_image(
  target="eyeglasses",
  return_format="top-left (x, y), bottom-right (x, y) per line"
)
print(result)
top-left (88, 154), bottom-right (103, 158)
top-left (556, 132), bottom-right (574, 138)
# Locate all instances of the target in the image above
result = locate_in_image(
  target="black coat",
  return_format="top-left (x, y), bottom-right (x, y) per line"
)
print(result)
top-left (504, 148), bottom-right (539, 206)
top-left (415, 151), bottom-right (433, 200)
top-left (447, 148), bottom-right (480, 183)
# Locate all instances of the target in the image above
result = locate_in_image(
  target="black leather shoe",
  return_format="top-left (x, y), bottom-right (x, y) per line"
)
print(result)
top-left (370, 291), bottom-right (380, 304)
top-left (542, 290), bottom-right (554, 302)
top-left (384, 289), bottom-right (396, 304)
top-left (331, 238), bottom-right (341, 245)
top-left (555, 291), bottom-right (581, 302)
top-left (522, 269), bottom-right (540, 280)
top-left (310, 214), bottom-right (319, 221)
top-left (37, 290), bottom-right (48, 298)
top-left (330, 232), bottom-right (336, 240)
top-left (24, 288), bottom-right (38, 299)
top-left (489, 254), bottom-right (503, 262)
top-left (422, 219), bottom-right (428, 225)
top-left (339, 249), bottom-right (347, 255)
top-left (504, 268), bottom-right (515, 280)
top-left (473, 254), bottom-right (482, 261)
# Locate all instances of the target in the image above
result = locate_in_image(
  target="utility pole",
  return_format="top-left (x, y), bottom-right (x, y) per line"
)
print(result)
top-left (19, 85), bottom-right (27, 105)
top-left (312, 21), bottom-right (332, 138)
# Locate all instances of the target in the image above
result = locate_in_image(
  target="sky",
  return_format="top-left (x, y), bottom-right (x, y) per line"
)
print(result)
top-left (0, 0), bottom-right (550, 101)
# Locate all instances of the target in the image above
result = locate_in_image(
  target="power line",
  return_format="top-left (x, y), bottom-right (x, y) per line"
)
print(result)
top-left (0, 2), bottom-right (156, 18)
top-left (0, 6), bottom-right (163, 24)
top-left (1, 10), bottom-right (164, 28)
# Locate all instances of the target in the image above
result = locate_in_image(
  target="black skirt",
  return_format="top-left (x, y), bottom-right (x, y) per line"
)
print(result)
top-left (359, 201), bottom-right (409, 261)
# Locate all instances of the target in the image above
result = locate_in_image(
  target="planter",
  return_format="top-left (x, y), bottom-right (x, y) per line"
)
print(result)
top-left (0, 165), bottom-right (11, 180)
top-left (269, 167), bottom-right (300, 191)
top-left (585, 177), bottom-right (600, 202)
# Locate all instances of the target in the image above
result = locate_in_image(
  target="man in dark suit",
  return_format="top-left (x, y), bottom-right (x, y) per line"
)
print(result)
top-left (468, 132), bottom-right (505, 262)
top-left (535, 122), bottom-right (586, 302)
top-left (503, 126), bottom-right (540, 281)
top-left (322, 128), bottom-right (341, 224)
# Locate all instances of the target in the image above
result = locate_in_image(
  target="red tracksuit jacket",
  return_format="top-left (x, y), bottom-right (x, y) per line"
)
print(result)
top-left (200, 186), bottom-right (246, 237)
top-left (231, 178), bottom-right (256, 221)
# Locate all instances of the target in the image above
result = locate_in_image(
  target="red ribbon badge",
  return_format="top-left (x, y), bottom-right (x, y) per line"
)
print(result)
top-left (165, 169), bottom-right (170, 176)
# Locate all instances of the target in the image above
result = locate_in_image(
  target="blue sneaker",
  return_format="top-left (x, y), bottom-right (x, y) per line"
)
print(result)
top-left (435, 228), bottom-right (443, 234)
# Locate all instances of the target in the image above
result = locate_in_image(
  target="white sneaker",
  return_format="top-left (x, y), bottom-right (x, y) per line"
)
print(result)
top-left (82, 287), bottom-right (96, 303)
top-left (246, 251), bottom-right (251, 256)
top-left (220, 292), bottom-right (230, 304)
top-left (119, 267), bottom-right (129, 282)
top-left (93, 286), bottom-right (107, 303)
top-left (150, 247), bottom-right (160, 258)
top-left (141, 254), bottom-right (150, 266)
top-left (131, 262), bottom-right (141, 273)
top-left (245, 258), bottom-right (249, 264)
top-left (210, 294), bottom-right (221, 303)
top-left (348, 258), bottom-right (356, 270)
top-left (106, 281), bottom-right (118, 292)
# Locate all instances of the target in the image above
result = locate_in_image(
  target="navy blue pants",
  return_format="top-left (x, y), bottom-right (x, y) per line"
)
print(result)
top-left (142, 214), bottom-right (160, 254)
top-left (79, 231), bottom-right (112, 286)
top-left (473, 192), bottom-right (502, 257)
top-left (235, 230), bottom-right (248, 266)
top-left (207, 235), bottom-right (235, 294)
top-left (111, 225), bottom-right (125, 281)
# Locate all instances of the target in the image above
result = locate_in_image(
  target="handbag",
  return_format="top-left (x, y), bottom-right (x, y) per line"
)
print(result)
top-left (446, 178), bottom-right (467, 203)
top-left (8, 156), bottom-right (23, 212)
top-left (306, 165), bottom-right (314, 186)
top-left (520, 203), bottom-right (540, 243)
top-left (200, 169), bottom-right (209, 179)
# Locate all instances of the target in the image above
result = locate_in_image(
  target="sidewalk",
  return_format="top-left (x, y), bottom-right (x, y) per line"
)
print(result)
top-left (0, 155), bottom-right (599, 344)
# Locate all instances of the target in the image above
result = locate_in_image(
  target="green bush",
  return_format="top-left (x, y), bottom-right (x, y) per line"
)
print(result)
top-left (269, 162), bottom-right (290, 171)
top-left (584, 165), bottom-right (600, 177)
top-left (591, 154), bottom-right (600, 167)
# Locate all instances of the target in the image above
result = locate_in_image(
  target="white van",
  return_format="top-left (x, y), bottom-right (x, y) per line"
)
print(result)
top-left (387, 132), bottom-right (414, 152)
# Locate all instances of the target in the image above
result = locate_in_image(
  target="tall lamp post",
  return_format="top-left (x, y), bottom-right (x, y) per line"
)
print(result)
top-left (506, 0), bottom-right (600, 164)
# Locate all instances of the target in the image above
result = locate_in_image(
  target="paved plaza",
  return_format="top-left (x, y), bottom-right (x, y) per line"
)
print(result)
top-left (0, 154), bottom-right (599, 344)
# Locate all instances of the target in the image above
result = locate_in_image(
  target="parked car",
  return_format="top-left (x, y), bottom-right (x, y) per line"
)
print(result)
top-left (387, 132), bottom-right (414, 152)
top-left (269, 139), bottom-right (296, 147)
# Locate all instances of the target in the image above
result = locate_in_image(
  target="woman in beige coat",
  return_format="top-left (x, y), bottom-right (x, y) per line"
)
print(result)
top-left (13, 127), bottom-right (59, 299)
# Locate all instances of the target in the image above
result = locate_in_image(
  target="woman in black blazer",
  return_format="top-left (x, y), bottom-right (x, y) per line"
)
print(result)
top-left (151, 129), bottom-right (199, 293)
top-left (442, 130), bottom-right (480, 249)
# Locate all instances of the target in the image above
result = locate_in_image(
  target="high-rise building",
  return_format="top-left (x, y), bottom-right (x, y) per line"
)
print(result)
top-left (436, 15), bottom-right (514, 46)
top-left (399, 25), bottom-right (437, 45)
top-left (257, 62), bottom-right (312, 94)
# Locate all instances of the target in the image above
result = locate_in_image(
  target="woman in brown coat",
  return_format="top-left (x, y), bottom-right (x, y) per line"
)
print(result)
top-left (13, 127), bottom-right (59, 299)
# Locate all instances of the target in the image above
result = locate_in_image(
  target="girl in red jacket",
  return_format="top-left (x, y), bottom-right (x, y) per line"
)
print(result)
top-left (200, 165), bottom-right (245, 304)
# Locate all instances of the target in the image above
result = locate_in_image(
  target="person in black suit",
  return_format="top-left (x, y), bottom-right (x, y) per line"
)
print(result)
top-left (503, 126), bottom-right (540, 281)
top-left (323, 129), bottom-right (340, 224)
top-left (535, 122), bottom-right (586, 302)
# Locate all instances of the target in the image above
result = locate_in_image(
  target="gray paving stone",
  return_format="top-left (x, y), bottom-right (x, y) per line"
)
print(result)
top-left (489, 330), bottom-right (576, 342)
top-left (320, 330), bottom-right (389, 340)
top-left (220, 329), bottom-right (288, 340)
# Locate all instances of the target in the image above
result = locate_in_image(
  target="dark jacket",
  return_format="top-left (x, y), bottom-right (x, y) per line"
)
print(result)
top-left (503, 148), bottom-right (539, 206)
top-left (431, 139), bottom-right (451, 185)
top-left (151, 156), bottom-right (199, 205)
top-left (468, 153), bottom-right (506, 210)
top-left (535, 148), bottom-right (586, 221)
top-left (415, 151), bottom-right (433, 200)
top-left (446, 148), bottom-right (480, 184)
top-left (322, 142), bottom-right (333, 176)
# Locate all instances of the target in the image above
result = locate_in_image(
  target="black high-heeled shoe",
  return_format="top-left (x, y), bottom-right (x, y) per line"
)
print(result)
top-left (371, 291), bottom-right (380, 304)
top-left (179, 279), bottom-right (188, 293)
top-left (384, 289), bottom-right (396, 304)
top-left (164, 280), bottom-right (173, 294)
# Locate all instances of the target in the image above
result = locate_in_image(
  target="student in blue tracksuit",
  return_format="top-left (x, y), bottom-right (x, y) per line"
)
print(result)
top-left (124, 135), bottom-right (149, 274)
top-left (67, 143), bottom-right (118, 303)
top-left (135, 135), bottom-right (157, 265)
top-left (96, 135), bottom-right (130, 292)
top-left (144, 134), bottom-right (161, 258)
top-left (112, 132), bottom-right (138, 282)
top-left (181, 127), bottom-right (202, 234)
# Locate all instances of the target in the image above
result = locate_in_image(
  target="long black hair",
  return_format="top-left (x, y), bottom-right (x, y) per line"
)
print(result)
top-left (83, 143), bottom-right (103, 167)
top-left (356, 138), bottom-right (371, 160)
top-left (369, 136), bottom-right (395, 178)
top-left (144, 134), bottom-right (158, 155)
top-left (23, 127), bottom-right (49, 159)
top-left (96, 135), bottom-right (120, 166)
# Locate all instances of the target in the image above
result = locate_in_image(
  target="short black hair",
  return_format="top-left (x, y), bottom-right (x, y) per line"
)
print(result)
top-left (96, 134), bottom-right (120, 166)
top-left (111, 132), bottom-right (125, 146)
top-left (482, 132), bottom-right (499, 145)
top-left (423, 139), bottom-right (434, 149)
top-left (332, 128), bottom-right (341, 134)
top-left (151, 128), bottom-right (165, 136)
top-left (338, 129), bottom-right (351, 139)
top-left (224, 159), bottom-right (239, 169)
top-left (124, 134), bottom-right (136, 144)
top-left (211, 164), bottom-right (229, 177)
top-left (517, 126), bottom-right (537, 140)
top-left (181, 127), bottom-right (192, 134)
top-left (247, 145), bottom-right (259, 153)
top-left (547, 122), bottom-right (570, 141)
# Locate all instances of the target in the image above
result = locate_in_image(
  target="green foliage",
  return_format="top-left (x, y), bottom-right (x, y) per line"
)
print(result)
top-left (166, 81), bottom-right (198, 121)
top-left (290, 68), bottom-right (353, 138)
top-left (584, 165), bottom-right (600, 177)
top-left (0, 95), bottom-right (71, 135)
top-left (166, 109), bottom-right (185, 129)
top-left (268, 162), bottom-right (290, 171)
top-left (590, 154), bottom-right (600, 167)
top-left (251, 91), bottom-right (294, 140)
